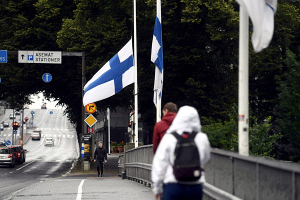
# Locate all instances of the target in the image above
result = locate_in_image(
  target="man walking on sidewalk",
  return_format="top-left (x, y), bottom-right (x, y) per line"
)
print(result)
top-left (94, 141), bottom-right (107, 178)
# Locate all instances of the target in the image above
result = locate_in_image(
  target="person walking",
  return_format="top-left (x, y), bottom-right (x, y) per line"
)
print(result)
top-left (94, 141), bottom-right (107, 178)
top-left (152, 106), bottom-right (211, 200)
top-left (153, 102), bottom-right (177, 154)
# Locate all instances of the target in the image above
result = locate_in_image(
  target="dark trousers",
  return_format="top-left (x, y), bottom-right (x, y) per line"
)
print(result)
top-left (96, 160), bottom-right (104, 175)
top-left (162, 183), bottom-right (203, 200)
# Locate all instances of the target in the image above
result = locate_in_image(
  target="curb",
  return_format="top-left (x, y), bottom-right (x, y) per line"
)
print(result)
top-left (23, 135), bottom-right (31, 145)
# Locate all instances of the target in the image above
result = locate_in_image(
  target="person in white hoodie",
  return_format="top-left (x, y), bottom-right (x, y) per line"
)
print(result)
top-left (152, 106), bottom-right (211, 200)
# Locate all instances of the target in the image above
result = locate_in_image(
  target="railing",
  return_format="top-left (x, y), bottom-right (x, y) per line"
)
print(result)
top-left (206, 148), bottom-right (300, 200)
top-left (118, 145), bottom-right (242, 200)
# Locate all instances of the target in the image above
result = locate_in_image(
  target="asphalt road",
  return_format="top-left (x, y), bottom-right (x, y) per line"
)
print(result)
top-left (0, 109), bottom-right (78, 200)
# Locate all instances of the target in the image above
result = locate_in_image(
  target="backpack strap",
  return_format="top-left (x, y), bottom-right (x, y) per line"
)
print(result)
top-left (189, 131), bottom-right (198, 139)
top-left (171, 132), bottom-right (181, 140)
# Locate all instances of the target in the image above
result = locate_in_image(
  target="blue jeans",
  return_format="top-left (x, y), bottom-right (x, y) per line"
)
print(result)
top-left (162, 183), bottom-right (203, 200)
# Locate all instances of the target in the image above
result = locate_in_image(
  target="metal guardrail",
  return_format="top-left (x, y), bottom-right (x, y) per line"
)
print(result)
top-left (206, 148), bottom-right (300, 200)
top-left (119, 145), bottom-right (300, 200)
top-left (118, 145), bottom-right (242, 200)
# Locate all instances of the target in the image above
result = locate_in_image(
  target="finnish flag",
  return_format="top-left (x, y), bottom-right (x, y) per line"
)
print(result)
top-left (151, 0), bottom-right (163, 107)
top-left (235, 0), bottom-right (277, 52)
top-left (83, 39), bottom-right (134, 106)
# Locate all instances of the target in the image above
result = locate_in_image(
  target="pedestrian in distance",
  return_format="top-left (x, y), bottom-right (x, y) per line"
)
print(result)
top-left (153, 102), bottom-right (178, 154)
top-left (94, 141), bottom-right (107, 178)
top-left (152, 106), bottom-right (211, 200)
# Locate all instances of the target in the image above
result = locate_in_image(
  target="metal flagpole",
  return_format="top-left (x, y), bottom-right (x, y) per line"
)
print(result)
top-left (156, 91), bottom-right (161, 122)
top-left (238, 6), bottom-right (249, 156)
top-left (133, 0), bottom-right (138, 148)
top-left (107, 108), bottom-right (111, 154)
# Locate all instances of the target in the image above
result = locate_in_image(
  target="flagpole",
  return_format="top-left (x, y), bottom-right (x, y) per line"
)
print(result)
top-left (156, 91), bottom-right (161, 122)
top-left (238, 6), bottom-right (249, 156)
top-left (133, 0), bottom-right (139, 148)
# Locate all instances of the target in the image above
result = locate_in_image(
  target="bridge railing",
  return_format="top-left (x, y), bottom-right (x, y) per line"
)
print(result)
top-left (119, 145), bottom-right (243, 200)
top-left (119, 145), bottom-right (300, 200)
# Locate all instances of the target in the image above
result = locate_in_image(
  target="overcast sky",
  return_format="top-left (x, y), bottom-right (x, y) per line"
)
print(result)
top-left (28, 92), bottom-right (64, 110)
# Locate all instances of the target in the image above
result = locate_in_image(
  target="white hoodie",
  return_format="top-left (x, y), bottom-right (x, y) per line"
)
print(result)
top-left (151, 106), bottom-right (211, 195)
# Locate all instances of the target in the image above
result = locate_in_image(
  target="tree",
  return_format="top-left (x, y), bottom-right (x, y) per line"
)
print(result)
top-left (275, 49), bottom-right (300, 161)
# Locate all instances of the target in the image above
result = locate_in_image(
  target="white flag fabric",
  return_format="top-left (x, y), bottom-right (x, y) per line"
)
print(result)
top-left (235, 0), bottom-right (277, 52)
top-left (151, 0), bottom-right (163, 107)
top-left (83, 39), bottom-right (134, 106)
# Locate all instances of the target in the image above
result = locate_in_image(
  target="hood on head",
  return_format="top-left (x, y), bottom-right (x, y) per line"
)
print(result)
top-left (166, 106), bottom-right (201, 135)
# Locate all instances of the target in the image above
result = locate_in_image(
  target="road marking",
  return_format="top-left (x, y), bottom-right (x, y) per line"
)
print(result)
top-left (36, 110), bottom-right (48, 126)
top-left (16, 160), bottom-right (36, 171)
top-left (76, 180), bottom-right (85, 200)
top-left (29, 135), bottom-right (45, 152)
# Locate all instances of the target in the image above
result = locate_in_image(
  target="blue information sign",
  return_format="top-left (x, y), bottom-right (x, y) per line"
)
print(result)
top-left (6, 140), bottom-right (11, 146)
top-left (31, 111), bottom-right (34, 115)
top-left (42, 73), bottom-right (52, 83)
top-left (0, 50), bottom-right (7, 63)
top-left (13, 130), bottom-right (17, 134)
top-left (50, 111), bottom-right (53, 114)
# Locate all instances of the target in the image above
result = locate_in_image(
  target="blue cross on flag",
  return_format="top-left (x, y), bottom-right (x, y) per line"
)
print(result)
top-left (151, 0), bottom-right (163, 107)
top-left (83, 39), bottom-right (134, 106)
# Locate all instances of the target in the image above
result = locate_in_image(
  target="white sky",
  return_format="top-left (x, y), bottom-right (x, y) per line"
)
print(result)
top-left (28, 92), bottom-right (64, 109)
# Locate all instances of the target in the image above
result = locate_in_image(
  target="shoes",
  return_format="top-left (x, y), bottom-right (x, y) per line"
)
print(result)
top-left (97, 175), bottom-right (100, 178)
top-left (101, 175), bottom-right (103, 178)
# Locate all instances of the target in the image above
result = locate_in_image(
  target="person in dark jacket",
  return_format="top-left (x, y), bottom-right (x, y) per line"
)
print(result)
top-left (153, 102), bottom-right (177, 154)
top-left (94, 141), bottom-right (107, 178)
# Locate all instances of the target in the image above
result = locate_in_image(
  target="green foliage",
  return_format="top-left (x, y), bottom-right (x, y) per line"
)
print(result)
top-left (203, 107), bottom-right (280, 158)
top-left (275, 49), bottom-right (300, 161)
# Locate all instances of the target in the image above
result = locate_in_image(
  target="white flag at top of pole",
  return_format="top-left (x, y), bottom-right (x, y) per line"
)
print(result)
top-left (151, 0), bottom-right (163, 109)
top-left (235, 0), bottom-right (277, 52)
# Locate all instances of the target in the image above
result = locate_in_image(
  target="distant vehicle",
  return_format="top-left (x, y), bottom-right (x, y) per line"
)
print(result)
top-left (9, 114), bottom-right (16, 119)
top-left (44, 138), bottom-right (54, 146)
top-left (0, 124), bottom-right (3, 131)
top-left (32, 130), bottom-right (41, 140)
top-left (9, 145), bottom-right (26, 163)
top-left (0, 138), bottom-right (6, 147)
top-left (15, 111), bottom-right (20, 115)
top-left (0, 147), bottom-right (15, 167)
top-left (41, 104), bottom-right (47, 109)
top-left (1, 121), bottom-right (9, 127)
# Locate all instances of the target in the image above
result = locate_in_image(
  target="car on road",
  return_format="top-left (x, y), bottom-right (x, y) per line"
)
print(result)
top-left (41, 104), bottom-right (47, 109)
top-left (15, 111), bottom-right (20, 115)
top-left (0, 147), bottom-right (15, 167)
top-left (9, 114), bottom-right (16, 119)
top-left (0, 138), bottom-right (6, 147)
top-left (32, 129), bottom-right (42, 140)
top-left (44, 138), bottom-right (54, 146)
top-left (9, 145), bottom-right (26, 163)
top-left (0, 124), bottom-right (3, 131)
top-left (2, 121), bottom-right (9, 127)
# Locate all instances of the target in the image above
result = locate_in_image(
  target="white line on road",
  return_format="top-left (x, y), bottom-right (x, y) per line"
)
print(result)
top-left (16, 160), bottom-right (36, 171)
top-left (36, 110), bottom-right (48, 126)
top-left (76, 180), bottom-right (85, 200)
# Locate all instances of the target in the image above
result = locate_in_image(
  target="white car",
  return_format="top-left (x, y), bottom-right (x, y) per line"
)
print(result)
top-left (9, 114), bottom-right (16, 119)
top-left (44, 138), bottom-right (54, 146)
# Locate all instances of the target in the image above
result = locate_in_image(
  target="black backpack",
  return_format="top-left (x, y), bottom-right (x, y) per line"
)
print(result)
top-left (171, 131), bottom-right (202, 182)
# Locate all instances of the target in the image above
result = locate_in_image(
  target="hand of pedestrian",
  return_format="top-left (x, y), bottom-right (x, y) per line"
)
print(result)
top-left (105, 160), bottom-right (107, 163)
top-left (94, 159), bottom-right (96, 162)
top-left (155, 194), bottom-right (162, 200)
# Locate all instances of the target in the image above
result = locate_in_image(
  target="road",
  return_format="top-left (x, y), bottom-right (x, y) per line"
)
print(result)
top-left (0, 109), bottom-right (78, 200)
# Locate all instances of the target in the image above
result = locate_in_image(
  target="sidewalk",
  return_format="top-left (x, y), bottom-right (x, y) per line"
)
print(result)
top-left (68, 153), bottom-right (121, 177)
